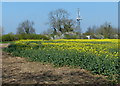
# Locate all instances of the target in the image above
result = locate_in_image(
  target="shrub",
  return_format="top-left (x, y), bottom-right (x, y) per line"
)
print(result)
top-left (64, 34), bottom-right (78, 39)
top-left (2, 34), bottom-right (50, 42)
top-left (0, 36), bottom-right (2, 42)
top-left (2, 33), bottom-right (16, 41)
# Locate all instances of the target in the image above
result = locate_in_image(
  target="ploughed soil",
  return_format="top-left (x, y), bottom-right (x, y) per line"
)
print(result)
top-left (1, 44), bottom-right (116, 85)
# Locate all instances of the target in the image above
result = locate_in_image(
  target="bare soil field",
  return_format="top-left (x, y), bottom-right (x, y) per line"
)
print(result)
top-left (1, 44), bottom-right (117, 85)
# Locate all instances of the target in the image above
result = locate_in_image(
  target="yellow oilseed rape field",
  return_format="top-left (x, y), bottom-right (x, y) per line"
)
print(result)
top-left (3, 39), bottom-right (119, 82)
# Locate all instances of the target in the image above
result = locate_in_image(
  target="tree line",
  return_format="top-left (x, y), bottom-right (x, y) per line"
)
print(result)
top-left (1, 8), bottom-right (119, 41)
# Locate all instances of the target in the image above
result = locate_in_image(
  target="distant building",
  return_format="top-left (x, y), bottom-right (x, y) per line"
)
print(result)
top-left (86, 35), bottom-right (91, 39)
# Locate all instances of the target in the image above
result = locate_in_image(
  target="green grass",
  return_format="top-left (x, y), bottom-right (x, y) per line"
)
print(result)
top-left (0, 41), bottom-right (14, 43)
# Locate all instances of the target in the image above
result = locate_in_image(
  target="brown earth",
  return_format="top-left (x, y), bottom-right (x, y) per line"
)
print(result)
top-left (1, 44), bottom-right (115, 85)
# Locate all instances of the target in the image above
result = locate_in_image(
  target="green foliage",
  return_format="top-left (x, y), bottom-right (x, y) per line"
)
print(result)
top-left (0, 36), bottom-right (2, 42)
top-left (2, 34), bottom-right (50, 42)
top-left (3, 39), bottom-right (119, 83)
top-left (15, 34), bottom-right (50, 40)
top-left (2, 33), bottom-right (16, 41)
top-left (64, 34), bottom-right (78, 39)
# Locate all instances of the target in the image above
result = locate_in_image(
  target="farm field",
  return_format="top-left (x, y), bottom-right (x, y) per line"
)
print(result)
top-left (3, 39), bottom-right (120, 84)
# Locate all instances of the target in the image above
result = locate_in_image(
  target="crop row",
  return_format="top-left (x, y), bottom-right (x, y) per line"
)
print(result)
top-left (3, 39), bottom-right (119, 82)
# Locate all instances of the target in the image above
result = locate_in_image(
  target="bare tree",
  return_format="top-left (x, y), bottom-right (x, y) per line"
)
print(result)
top-left (48, 9), bottom-right (70, 33)
top-left (42, 28), bottom-right (53, 35)
top-left (96, 22), bottom-right (117, 38)
top-left (17, 20), bottom-right (35, 34)
top-left (85, 25), bottom-right (96, 35)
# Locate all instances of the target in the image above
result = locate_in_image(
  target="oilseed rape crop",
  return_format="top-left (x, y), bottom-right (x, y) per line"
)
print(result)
top-left (3, 39), bottom-right (119, 82)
